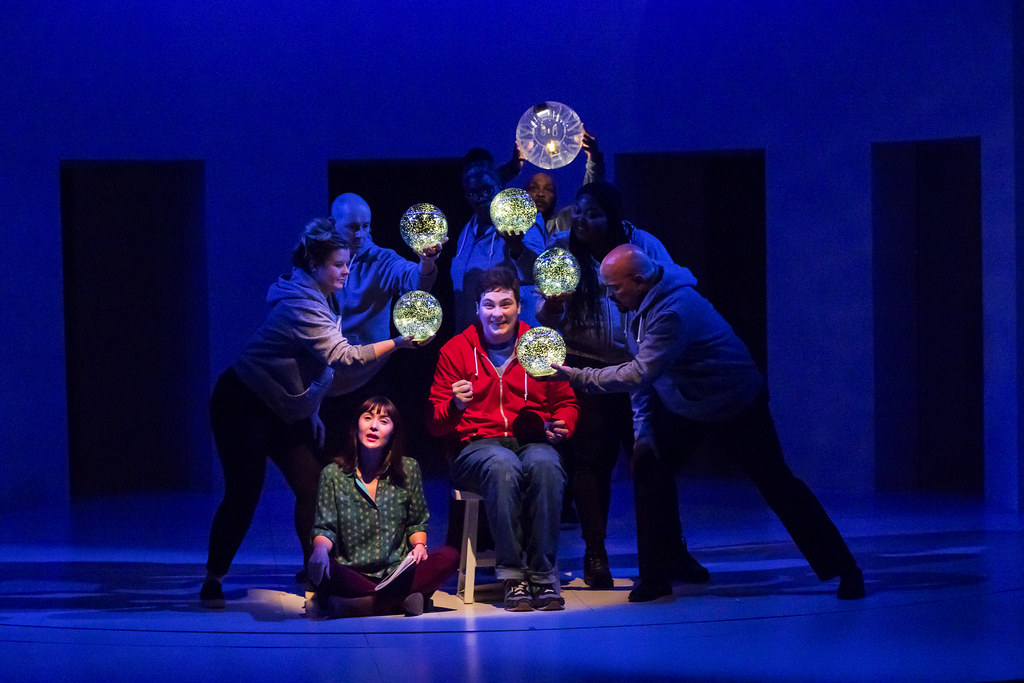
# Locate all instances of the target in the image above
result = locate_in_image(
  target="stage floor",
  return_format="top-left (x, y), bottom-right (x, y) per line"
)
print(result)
top-left (1, 473), bottom-right (1021, 681)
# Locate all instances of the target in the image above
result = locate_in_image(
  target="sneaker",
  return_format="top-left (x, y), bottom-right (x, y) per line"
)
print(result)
top-left (503, 579), bottom-right (533, 612)
top-left (672, 538), bottom-right (710, 584)
top-left (200, 579), bottom-right (225, 608)
top-left (583, 546), bottom-right (613, 589)
top-left (531, 583), bottom-right (565, 611)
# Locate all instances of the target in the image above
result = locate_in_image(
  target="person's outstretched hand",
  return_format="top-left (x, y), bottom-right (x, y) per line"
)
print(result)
top-left (395, 334), bottom-right (435, 350)
top-left (308, 544), bottom-right (331, 586)
top-left (418, 237), bottom-right (448, 266)
top-left (549, 363), bottom-right (572, 380)
top-left (582, 128), bottom-right (601, 161)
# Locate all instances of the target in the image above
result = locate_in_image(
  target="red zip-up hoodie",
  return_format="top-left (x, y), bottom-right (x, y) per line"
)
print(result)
top-left (428, 321), bottom-right (578, 447)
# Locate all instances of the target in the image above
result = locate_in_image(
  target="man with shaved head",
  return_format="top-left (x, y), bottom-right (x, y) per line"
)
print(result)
top-left (552, 244), bottom-right (864, 602)
top-left (315, 192), bottom-right (443, 467)
top-left (328, 192), bottom-right (442, 387)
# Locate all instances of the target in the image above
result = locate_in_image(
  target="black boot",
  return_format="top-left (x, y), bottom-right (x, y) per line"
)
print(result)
top-left (837, 567), bottom-right (865, 600)
top-left (671, 538), bottom-right (710, 583)
top-left (583, 545), bottom-right (614, 589)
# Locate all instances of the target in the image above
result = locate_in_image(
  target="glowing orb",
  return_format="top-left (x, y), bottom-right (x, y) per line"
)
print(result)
top-left (490, 188), bottom-right (537, 236)
top-left (515, 101), bottom-right (584, 170)
top-left (533, 247), bottom-right (580, 297)
top-left (399, 203), bottom-right (448, 253)
top-left (516, 326), bottom-right (566, 378)
top-left (392, 290), bottom-right (442, 341)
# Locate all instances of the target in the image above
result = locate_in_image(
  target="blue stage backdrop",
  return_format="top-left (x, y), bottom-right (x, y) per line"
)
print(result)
top-left (0, 1), bottom-right (1019, 512)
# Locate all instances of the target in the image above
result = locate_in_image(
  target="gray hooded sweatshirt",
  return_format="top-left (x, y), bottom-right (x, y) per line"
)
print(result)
top-left (233, 267), bottom-right (380, 424)
top-left (566, 263), bottom-right (764, 437)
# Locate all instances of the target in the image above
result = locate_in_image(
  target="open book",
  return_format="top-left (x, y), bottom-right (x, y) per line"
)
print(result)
top-left (375, 551), bottom-right (416, 591)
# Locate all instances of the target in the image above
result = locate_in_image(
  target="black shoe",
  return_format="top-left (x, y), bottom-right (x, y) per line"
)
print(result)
top-left (531, 583), bottom-right (565, 610)
top-left (200, 579), bottom-right (225, 608)
top-left (504, 579), bottom-right (533, 612)
top-left (837, 567), bottom-right (865, 600)
top-left (583, 547), bottom-right (614, 589)
top-left (401, 592), bottom-right (425, 616)
top-left (628, 581), bottom-right (672, 603)
top-left (325, 595), bottom-right (374, 618)
top-left (672, 538), bottom-right (710, 583)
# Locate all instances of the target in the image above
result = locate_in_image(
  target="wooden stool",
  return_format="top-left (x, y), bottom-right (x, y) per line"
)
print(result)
top-left (451, 489), bottom-right (497, 603)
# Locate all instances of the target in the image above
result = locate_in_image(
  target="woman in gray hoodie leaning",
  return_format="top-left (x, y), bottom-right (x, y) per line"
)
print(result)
top-left (201, 217), bottom-right (429, 608)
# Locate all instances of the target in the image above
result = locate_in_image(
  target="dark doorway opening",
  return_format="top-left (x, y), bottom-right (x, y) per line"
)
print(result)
top-left (614, 150), bottom-right (767, 370)
top-left (873, 137), bottom-right (983, 494)
top-left (61, 161), bottom-right (208, 497)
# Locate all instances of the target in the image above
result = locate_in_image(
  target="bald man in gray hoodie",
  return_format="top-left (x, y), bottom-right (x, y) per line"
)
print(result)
top-left (553, 244), bottom-right (864, 603)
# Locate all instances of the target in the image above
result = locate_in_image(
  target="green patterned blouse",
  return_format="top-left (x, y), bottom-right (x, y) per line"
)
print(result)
top-left (312, 456), bottom-right (429, 579)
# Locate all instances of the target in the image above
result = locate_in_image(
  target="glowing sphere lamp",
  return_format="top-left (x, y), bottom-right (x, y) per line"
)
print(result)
top-left (515, 101), bottom-right (584, 170)
top-left (490, 188), bottom-right (537, 236)
top-left (516, 326), bottom-right (566, 378)
top-left (533, 247), bottom-right (581, 297)
top-left (392, 290), bottom-right (443, 341)
top-left (399, 203), bottom-right (448, 253)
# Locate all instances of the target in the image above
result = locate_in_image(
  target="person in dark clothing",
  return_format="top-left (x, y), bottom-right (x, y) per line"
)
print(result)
top-left (552, 244), bottom-right (865, 602)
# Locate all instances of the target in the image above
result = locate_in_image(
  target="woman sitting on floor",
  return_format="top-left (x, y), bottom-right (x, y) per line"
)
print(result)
top-left (307, 396), bottom-right (459, 617)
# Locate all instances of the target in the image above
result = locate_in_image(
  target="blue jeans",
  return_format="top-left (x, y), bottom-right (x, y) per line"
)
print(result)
top-left (451, 437), bottom-right (565, 585)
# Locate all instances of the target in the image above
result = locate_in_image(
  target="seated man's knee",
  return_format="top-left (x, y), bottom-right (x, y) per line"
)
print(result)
top-left (521, 444), bottom-right (566, 485)
top-left (477, 448), bottom-right (523, 488)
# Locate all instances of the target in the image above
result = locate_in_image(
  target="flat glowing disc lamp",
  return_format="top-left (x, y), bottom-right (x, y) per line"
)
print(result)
top-left (399, 203), bottom-right (448, 253)
top-left (533, 247), bottom-right (580, 297)
top-left (392, 290), bottom-right (443, 341)
top-left (516, 326), bottom-right (566, 378)
top-left (490, 188), bottom-right (537, 236)
top-left (515, 101), bottom-right (584, 170)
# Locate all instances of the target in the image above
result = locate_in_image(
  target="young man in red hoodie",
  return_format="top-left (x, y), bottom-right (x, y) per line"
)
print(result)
top-left (428, 266), bottom-right (579, 611)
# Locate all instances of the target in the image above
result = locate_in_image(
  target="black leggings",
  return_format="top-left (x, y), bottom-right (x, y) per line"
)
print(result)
top-left (205, 368), bottom-right (324, 576)
top-left (570, 385), bottom-right (635, 549)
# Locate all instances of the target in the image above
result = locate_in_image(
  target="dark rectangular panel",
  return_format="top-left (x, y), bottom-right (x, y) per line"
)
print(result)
top-left (872, 138), bottom-right (983, 493)
top-left (62, 161), bottom-right (207, 496)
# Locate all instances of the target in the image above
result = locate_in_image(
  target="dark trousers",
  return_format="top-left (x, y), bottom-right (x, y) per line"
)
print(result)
top-left (570, 382), bottom-right (636, 549)
top-left (314, 545), bottom-right (460, 615)
top-left (636, 390), bottom-right (857, 583)
top-left (205, 368), bottom-right (325, 576)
